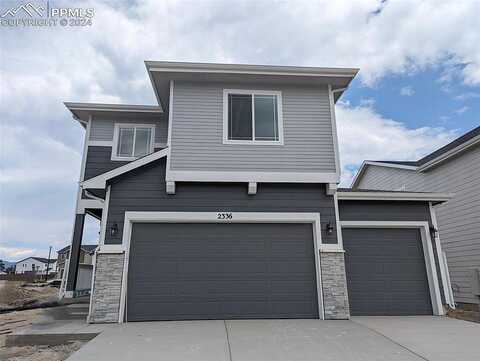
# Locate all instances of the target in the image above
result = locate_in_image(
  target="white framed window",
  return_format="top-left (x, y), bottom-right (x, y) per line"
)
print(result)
top-left (223, 89), bottom-right (284, 145)
top-left (112, 123), bottom-right (155, 161)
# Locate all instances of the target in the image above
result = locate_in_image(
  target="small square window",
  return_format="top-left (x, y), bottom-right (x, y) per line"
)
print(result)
top-left (113, 124), bottom-right (154, 160)
top-left (224, 90), bottom-right (283, 144)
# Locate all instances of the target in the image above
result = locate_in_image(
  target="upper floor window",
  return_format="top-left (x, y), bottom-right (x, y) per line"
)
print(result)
top-left (223, 89), bottom-right (283, 145)
top-left (112, 123), bottom-right (155, 161)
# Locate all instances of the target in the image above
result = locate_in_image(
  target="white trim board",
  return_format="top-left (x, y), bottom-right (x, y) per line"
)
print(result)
top-left (117, 211), bottom-right (337, 323)
top-left (166, 170), bottom-right (339, 183)
top-left (340, 220), bottom-right (444, 316)
top-left (337, 191), bottom-right (452, 203)
top-left (81, 148), bottom-right (168, 189)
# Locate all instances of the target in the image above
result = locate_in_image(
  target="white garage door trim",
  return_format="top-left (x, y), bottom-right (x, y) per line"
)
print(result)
top-left (340, 220), bottom-right (444, 316)
top-left (118, 211), bottom-right (328, 323)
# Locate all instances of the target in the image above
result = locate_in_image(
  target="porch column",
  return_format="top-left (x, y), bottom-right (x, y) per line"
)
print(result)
top-left (65, 213), bottom-right (85, 294)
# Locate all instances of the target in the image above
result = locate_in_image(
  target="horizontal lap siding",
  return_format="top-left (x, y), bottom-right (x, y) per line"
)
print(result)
top-left (170, 81), bottom-right (337, 172)
top-left (89, 117), bottom-right (168, 144)
top-left (105, 159), bottom-right (338, 245)
top-left (355, 145), bottom-right (480, 304)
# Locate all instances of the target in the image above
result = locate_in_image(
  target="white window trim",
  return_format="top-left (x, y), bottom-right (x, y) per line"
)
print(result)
top-left (111, 123), bottom-right (155, 161)
top-left (116, 211), bottom-right (330, 323)
top-left (222, 89), bottom-right (284, 145)
top-left (340, 220), bottom-right (444, 316)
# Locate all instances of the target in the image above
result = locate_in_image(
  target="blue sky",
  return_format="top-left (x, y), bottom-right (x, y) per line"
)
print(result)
top-left (1, 0), bottom-right (479, 261)
top-left (345, 68), bottom-right (479, 134)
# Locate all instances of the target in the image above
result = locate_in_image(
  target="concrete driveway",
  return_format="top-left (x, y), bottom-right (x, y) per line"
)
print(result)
top-left (67, 317), bottom-right (480, 361)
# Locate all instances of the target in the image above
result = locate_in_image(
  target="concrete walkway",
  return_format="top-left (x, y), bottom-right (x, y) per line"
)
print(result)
top-left (66, 317), bottom-right (480, 361)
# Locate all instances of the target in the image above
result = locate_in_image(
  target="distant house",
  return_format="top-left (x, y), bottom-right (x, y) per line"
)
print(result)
top-left (15, 257), bottom-right (57, 275)
top-left (56, 244), bottom-right (97, 280)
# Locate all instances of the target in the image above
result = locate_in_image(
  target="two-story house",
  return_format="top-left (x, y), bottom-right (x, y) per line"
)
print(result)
top-left (352, 126), bottom-right (480, 310)
top-left (64, 61), bottom-right (453, 323)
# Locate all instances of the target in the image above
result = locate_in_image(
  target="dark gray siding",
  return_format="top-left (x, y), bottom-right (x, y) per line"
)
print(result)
top-left (84, 146), bottom-right (163, 180)
top-left (339, 200), bottom-right (445, 304)
top-left (343, 228), bottom-right (433, 316)
top-left (127, 223), bottom-right (318, 321)
top-left (105, 158), bottom-right (338, 245)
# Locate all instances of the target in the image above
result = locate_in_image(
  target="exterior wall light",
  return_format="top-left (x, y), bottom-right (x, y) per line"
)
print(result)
top-left (110, 222), bottom-right (119, 237)
top-left (326, 222), bottom-right (334, 235)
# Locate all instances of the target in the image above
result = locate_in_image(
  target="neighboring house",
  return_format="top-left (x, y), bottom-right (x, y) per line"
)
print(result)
top-left (15, 257), bottom-right (57, 275)
top-left (63, 61), bottom-right (453, 323)
top-left (352, 126), bottom-right (480, 308)
top-left (56, 244), bottom-right (97, 280)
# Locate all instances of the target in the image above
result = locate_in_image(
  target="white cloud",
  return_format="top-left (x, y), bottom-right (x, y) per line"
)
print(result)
top-left (336, 103), bottom-right (458, 186)
top-left (400, 86), bottom-right (415, 96)
top-left (453, 92), bottom-right (480, 101)
top-left (0, 246), bottom-right (35, 261)
top-left (454, 106), bottom-right (469, 114)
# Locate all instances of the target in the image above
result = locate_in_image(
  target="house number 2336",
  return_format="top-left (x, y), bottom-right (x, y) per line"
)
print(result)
top-left (217, 212), bottom-right (233, 220)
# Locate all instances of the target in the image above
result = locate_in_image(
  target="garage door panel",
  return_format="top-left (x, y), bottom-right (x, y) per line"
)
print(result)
top-left (344, 228), bottom-right (433, 316)
top-left (127, 222), bottom-right (318, 321)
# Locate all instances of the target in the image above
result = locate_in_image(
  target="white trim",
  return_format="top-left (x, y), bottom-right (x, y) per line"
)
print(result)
top-left (87, 140), bottom-right (113, 147)
top-left (81, 148), bottom-right (169, 189)
top-left (340, 220), bottom-right (444, 316)
top-left (97, 245), bottom-right (125, 254)
top-left (333, 192), bottom-right (343, 249)
top-left (165, 80), bottom-right (174, 188)
top-left (77, 199), bottom-right (104, 213)
top-left (111, 123), bottom-right (155, 161)
top-left (154, 142), bottom-right (167, 149)
top-left (118, 211), bottom-right (329, 323)
top-left (328, 85), bottom-right (341, 176)
top-left (326, 183), bottom-right (337, 195)
top-left (166, 181), bottom-right (176, 195)
top-left (87, 251), bottom-right (96, 323)
top-left (222, 89), bottom-right (284, 145)
top-left (248, 182), bottom-right (257, 195)
top-left (147, 64), bottom-right (358, 78)
top-left (337, 190), bottom-right (452, 203)
top-left (98, 186), bottom-right (111, 246)
top-left (429, 202), bottom-right (454, 308)
top-left (442, 251), bottom-right (455, 308)
top-left (65, 102), bottom-right (162, 113)
top-left (166, 170), bottom-right (339, 183)
top-left (418, 134), bottom-right (480, 171)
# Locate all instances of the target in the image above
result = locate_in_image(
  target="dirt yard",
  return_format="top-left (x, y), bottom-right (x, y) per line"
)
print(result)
top-left (0, 308), bottom-right (85, 360)
top-left (0, 281), bottom-right (58, 310)
top-left (446, 307), bottom-right (480, 323)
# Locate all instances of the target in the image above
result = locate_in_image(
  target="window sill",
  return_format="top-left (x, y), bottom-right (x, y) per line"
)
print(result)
top-left (111, 155), bottom-right (140, 162)
top-left (223, 139), bottom-right (284, 146)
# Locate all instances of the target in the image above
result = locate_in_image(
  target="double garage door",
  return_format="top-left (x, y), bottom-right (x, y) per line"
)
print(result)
top-left (126, 222), bottom-right (433, 321)
top-left (127, 223), bottom-right (319, 321)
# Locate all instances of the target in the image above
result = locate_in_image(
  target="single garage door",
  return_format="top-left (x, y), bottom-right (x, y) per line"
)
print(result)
top-left (127, 222), bottom-right (318, 321)
top-left (343, 228), bottom-right (433, 316)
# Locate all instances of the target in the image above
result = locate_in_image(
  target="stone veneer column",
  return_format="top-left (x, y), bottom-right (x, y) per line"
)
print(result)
top-left (320, 251), bottom-right (350, 319)
top-left (89, 252), bottom-right (125, 323)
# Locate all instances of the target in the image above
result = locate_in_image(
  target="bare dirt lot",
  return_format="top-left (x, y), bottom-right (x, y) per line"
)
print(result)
top-left (0, 281), bottom-right (58, 310)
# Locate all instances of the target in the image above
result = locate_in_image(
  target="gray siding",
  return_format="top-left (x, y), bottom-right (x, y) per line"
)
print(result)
top-left (339, 200), bottom-right (445, 304)
top-left (170, 81), bottom-right (337, 172)
top-left (84, 146), bottom-right (163, 180)
top-left (104, 158), bottom-right (339, 245)
top-left (356, 166), bottom-right (424, 191)
top-left (354, 145), bottom-right (480, 304)
top-left (89, 116), bottom-right (168, 144)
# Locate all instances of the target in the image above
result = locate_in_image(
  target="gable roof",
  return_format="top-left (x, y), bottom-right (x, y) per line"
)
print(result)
top-left (81, 148), bottom-right (169, 189)
top-left (57, 244), bottom-right (97, 255)
top-left (352, 125), bottom-right (480, 187)
top-left (16, 257), bottom-right (57, 264)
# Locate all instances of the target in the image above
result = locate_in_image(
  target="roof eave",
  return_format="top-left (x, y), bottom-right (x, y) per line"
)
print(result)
top-left (337, 190), bottom-right (453, 205)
